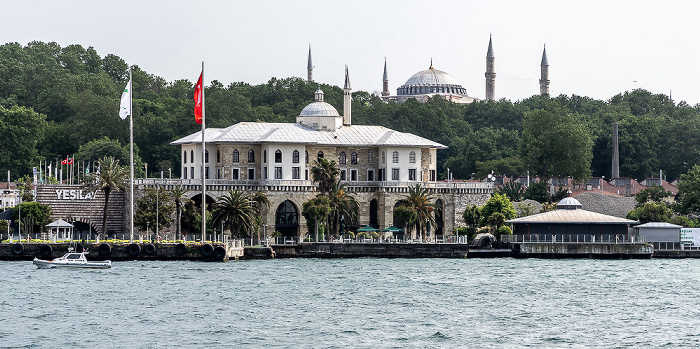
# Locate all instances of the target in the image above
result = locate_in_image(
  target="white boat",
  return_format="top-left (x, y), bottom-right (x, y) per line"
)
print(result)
top-left (33, 251), bottom-right (112, 269)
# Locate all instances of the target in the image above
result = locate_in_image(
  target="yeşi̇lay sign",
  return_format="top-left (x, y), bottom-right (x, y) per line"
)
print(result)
top-left (680, 228), bottom-right (700, 246)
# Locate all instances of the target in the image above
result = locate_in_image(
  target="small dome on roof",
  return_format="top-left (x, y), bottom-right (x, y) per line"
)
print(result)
top-left (557, 197), bottom-right (582, 210)
top-left (299, 89), bottom-right (340, 117)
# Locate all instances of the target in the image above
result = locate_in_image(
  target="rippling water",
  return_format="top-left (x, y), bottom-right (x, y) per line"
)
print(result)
top-left (2, 258), bottom-right (700, 348)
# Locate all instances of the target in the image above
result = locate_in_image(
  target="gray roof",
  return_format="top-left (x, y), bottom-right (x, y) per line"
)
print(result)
top-left (344, 65), bottom-right (351, 90)
top-left (506, 209), bottom-right (638, 225)
top-left (171, 122), bottom-right (448, 148)
top-left (383, 57), bottom-right (388, 81)
top-left (541, 46), bottom-right (549, 66)
top-left (635, 222), bottom-right (683, 229)
top-left (487, 36), bottom-right (494, 58)
top-left (403, 67), bottom-right (460, 86)
top-left (299, 101), bottom-right (340, 117)
top-left (46, 219), bottom-right (74, 228)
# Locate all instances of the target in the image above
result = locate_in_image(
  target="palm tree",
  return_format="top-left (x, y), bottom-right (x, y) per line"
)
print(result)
top-left (250, 191), bottom-right (271, 242)
top-left (82, 156), bottom-right (129, 236)
top-left (211, 190), bottom-right (257, 238)
top-left (399, 184), bottom-right (436, 241)
top-left (327, 181), bottom-right (359, 237)
top-left (169, 186), bottom-right (190, 241)
top-left (310, 157), bottom-right (340, 193)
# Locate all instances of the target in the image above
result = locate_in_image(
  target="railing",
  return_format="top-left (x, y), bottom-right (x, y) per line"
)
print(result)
top-left (652, 242), bottom-right (700, 251)
top-left (502, 234), bottom-right (647, 245)
top-left (270, 235), bottom-right (471, 244)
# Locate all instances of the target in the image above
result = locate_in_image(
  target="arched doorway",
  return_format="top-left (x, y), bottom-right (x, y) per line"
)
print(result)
top-left (275, 200), bottom-right (299, 237)
top-left (391, 202), bottom-right (407, 240)
top-left (434, 199), bottom-right (444, 238)
top-left (369, 199), bottom-right (378, 228)
top-left (182, 193), bottom-right (216, 238)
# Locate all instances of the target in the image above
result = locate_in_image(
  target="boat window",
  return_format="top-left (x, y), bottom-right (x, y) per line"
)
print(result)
top-left (68, 254), bottom-right (81, 259)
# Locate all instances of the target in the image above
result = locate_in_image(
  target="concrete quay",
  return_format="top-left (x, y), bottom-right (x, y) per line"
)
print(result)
top-left (511, 242), bottom-right (653, 259)
top-left (0, 242), bottom-right (245, 262)
top-left (271, 242), bottom-right (470, 258)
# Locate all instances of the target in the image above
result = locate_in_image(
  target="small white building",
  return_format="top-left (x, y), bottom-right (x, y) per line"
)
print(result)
top-left (1, 188), bottom-right (20, 210)
top-left (634, 222), bottom-right (682, 243)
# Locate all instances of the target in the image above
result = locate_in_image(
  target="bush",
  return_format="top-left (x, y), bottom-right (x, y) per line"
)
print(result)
top-left (496, 225), bottom-right (512, 239)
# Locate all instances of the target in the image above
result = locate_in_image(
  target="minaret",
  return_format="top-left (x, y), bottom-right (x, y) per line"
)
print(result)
top-left (307, 44), bottom-right (313, 82)
top-left (381, 57), bottom-right (389, 97)
top-left (612, 122), bottom-right (620, 179)
top-left (343, 65), bottom-right (352, 126)
top-left (485, 35), bottom-right (496, 101)
top-left (539, 45), bottom-right (550, 95)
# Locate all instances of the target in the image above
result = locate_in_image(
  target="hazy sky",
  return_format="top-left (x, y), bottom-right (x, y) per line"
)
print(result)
top-left (3, 0), bottom-right (699, 104)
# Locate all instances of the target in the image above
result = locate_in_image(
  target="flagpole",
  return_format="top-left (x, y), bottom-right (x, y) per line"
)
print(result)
top-left (200, 61), bottom-right (207, 243)
top-left (129, 68), bottom-right (135, 243)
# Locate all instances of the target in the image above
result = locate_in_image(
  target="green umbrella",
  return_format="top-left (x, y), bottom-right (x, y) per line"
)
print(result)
top-left (380, 226), bottom-right (404, 232)
top-left (356, 225), bottom-right (379, 232)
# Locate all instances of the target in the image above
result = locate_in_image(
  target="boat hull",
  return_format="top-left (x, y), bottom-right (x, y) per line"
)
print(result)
top-left (33, 258), bottom-right (112, 269)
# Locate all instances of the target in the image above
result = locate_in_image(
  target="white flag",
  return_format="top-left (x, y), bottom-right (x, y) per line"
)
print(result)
top-left (119, 79), bottom-right (131, 120)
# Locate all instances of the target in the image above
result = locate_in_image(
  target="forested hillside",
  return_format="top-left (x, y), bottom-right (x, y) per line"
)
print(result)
top-left (2, 41), bottom-right (699, 181)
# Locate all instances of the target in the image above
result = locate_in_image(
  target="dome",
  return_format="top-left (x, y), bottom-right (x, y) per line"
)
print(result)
top-left (404, 68), bottom-right (459, 86)
top-left (299, 89), bottom-right (340, 117)
top-left (557, 197), bottom-right (582, 210)
top-left (397, 66), bottom-right (468, 97)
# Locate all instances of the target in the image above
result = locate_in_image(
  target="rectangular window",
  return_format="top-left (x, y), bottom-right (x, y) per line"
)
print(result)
top-left (190, 167), bottom-right (194, 179)
top-left (249, 168), bottom-right (255, 180)
top-left (232, 168), bottom-right (239, 180)
top-left (350, 169), bottom-right (357, 181)
top-left (183, 167), bottom-right (187, 179)
top-left (205, 167), bottom-right (209, 179)
top-left (392, 168), bottom-right (399, 181)
top-left (263, 167), bottom-right (267, 179)
top-left (378, 169), bottom-right (385, 181)
top-left (216, 168), bottom-right (221, 179)
top-left (274, 167), bottom-right (282, 179)
top-left (367, 169), bottom-right (375, 181)
top-left (408, 169), bottom-right (416, 181)
top-left (305, 169), bottom-right (309, 180)
top-left (340, 170), bottom-right (346, 181)
top-left (292, 167), bottom-right (300, 179)
top-left (430, 170), bottom-right (436, 181)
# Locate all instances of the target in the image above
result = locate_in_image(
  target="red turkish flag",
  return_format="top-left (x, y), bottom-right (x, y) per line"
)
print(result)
top-left (194, 71), bottom-right (203, 124)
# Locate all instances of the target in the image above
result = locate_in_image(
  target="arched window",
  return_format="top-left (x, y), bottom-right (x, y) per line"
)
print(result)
top-left (382, 151), bottom-right (385, 164)
top-left (275, 200), bottom-right (298, 226)
top-left (205, 150), bottom-right (209, 163)
top-left (232, 149), bottom-right (239, 163)
top-left (263, 150), bottom-right (266, 163)
top-left (248, 149), bottom-right (255, 163)
top-left (292, 150), bottom-right (299, 163)
top-left (317, 151), bottom-right (324, 161)
top-left (339, 152), bottom-right (346, 165)
top-left (368, 151), bottom-right (374, 164)
top-left (392, 151), bottom-right (399, 163)
top-left (216, 150), bottom-right (220, 163)
top-left (351, 152), bottom-right (358, 165)
top-left (305, 151), bottom-right (309, 164)
top-left (409, 151), bottom-right (416, 163)
top-left (275, 149), bottom-right (282, 163)
top-left (183, 151), bottom-right (187, 164)
top-left (190, 150), bottom-right (194, 163)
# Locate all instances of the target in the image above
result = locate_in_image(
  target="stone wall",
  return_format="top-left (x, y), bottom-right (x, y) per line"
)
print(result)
top-left (575, 192), bottom-right (635, 218)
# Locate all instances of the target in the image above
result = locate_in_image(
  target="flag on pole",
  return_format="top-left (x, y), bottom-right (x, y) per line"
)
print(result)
top-left (61, 157), bottom-right (73, 165)
top-left (119, 78), bottom-right (132, 120)
top-left (194, 71), bottom-right (203, 124)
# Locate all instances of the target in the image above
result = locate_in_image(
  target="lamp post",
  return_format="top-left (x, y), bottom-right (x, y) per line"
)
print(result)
top-left (600, 176), bottom-right (605, 213)
top-left (144, 163), bottom-right (148, 179)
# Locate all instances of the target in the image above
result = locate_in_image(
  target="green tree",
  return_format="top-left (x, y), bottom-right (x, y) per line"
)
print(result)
top-left (669, 216), bottom-right (697, 228)
top-left (676, 164), bottom-right (700, 215)
top-left (462, 205), bottom-right (481, 228)
top-left (635, 185), bottom-right (673, 206)
top-left (310, 157), bottom-right (340, 193)
top-left (398, 184), bottom-right (435, 241)
top-left (393, 205), bottom-right (418, 236)
top-left (82, 156), bottom-right (129, 235)
top-left (301, 195), bottom-right (331, 241)
top-left (211, 190), bottom-right (257, 238)
top-left (519, 102), bottom-right (594, 182)
top-left (0, 105), bottom-right (48, 177)
top-left (133, 187), bottom-right (175, 238)
top-left (169, 186), bottom-right (190, 241)
top-left (626, 202), bottom-right (672, 223)
top-left (326, 181), bottom-right (359, 236)
top-left (250, 191), bottom-right (271, 240)
top-left (11, 201), bottom-right (52, 235)
top-left (524, 182), bottom-right (550, 203)
top-left (496, 181), bottom-right (524, 202)
top-left (17, 175), bottom-right (35, 202)
top-left (75, 137), bottom-right (144, 175)
top-left (479, 193), bottom-right (516, 227)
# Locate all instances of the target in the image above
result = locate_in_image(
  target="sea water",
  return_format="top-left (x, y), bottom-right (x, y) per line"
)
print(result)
top-left (2, 258), bottom-right (700, 348)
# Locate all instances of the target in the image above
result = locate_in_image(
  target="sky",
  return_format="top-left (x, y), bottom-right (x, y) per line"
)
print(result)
top-left (3, 0), bottom-right (699, 105)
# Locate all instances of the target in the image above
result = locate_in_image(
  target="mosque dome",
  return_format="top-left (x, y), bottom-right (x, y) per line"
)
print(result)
top-left (397, 64), bottom-right (468, 96)
top-left (557, 197), bottom-right (582, 210)
top-left (299, 89), bottom-right (340, 117)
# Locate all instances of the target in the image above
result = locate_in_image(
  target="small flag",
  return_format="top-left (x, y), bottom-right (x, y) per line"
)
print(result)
top-left (194, 71), bottom-right (203, 124)
top-left (61, 158), bottom-right (73, 165)
top-left (85, 166), bottom-right (89, 175)
top-left (119, 78), bottom-right (132, 120)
